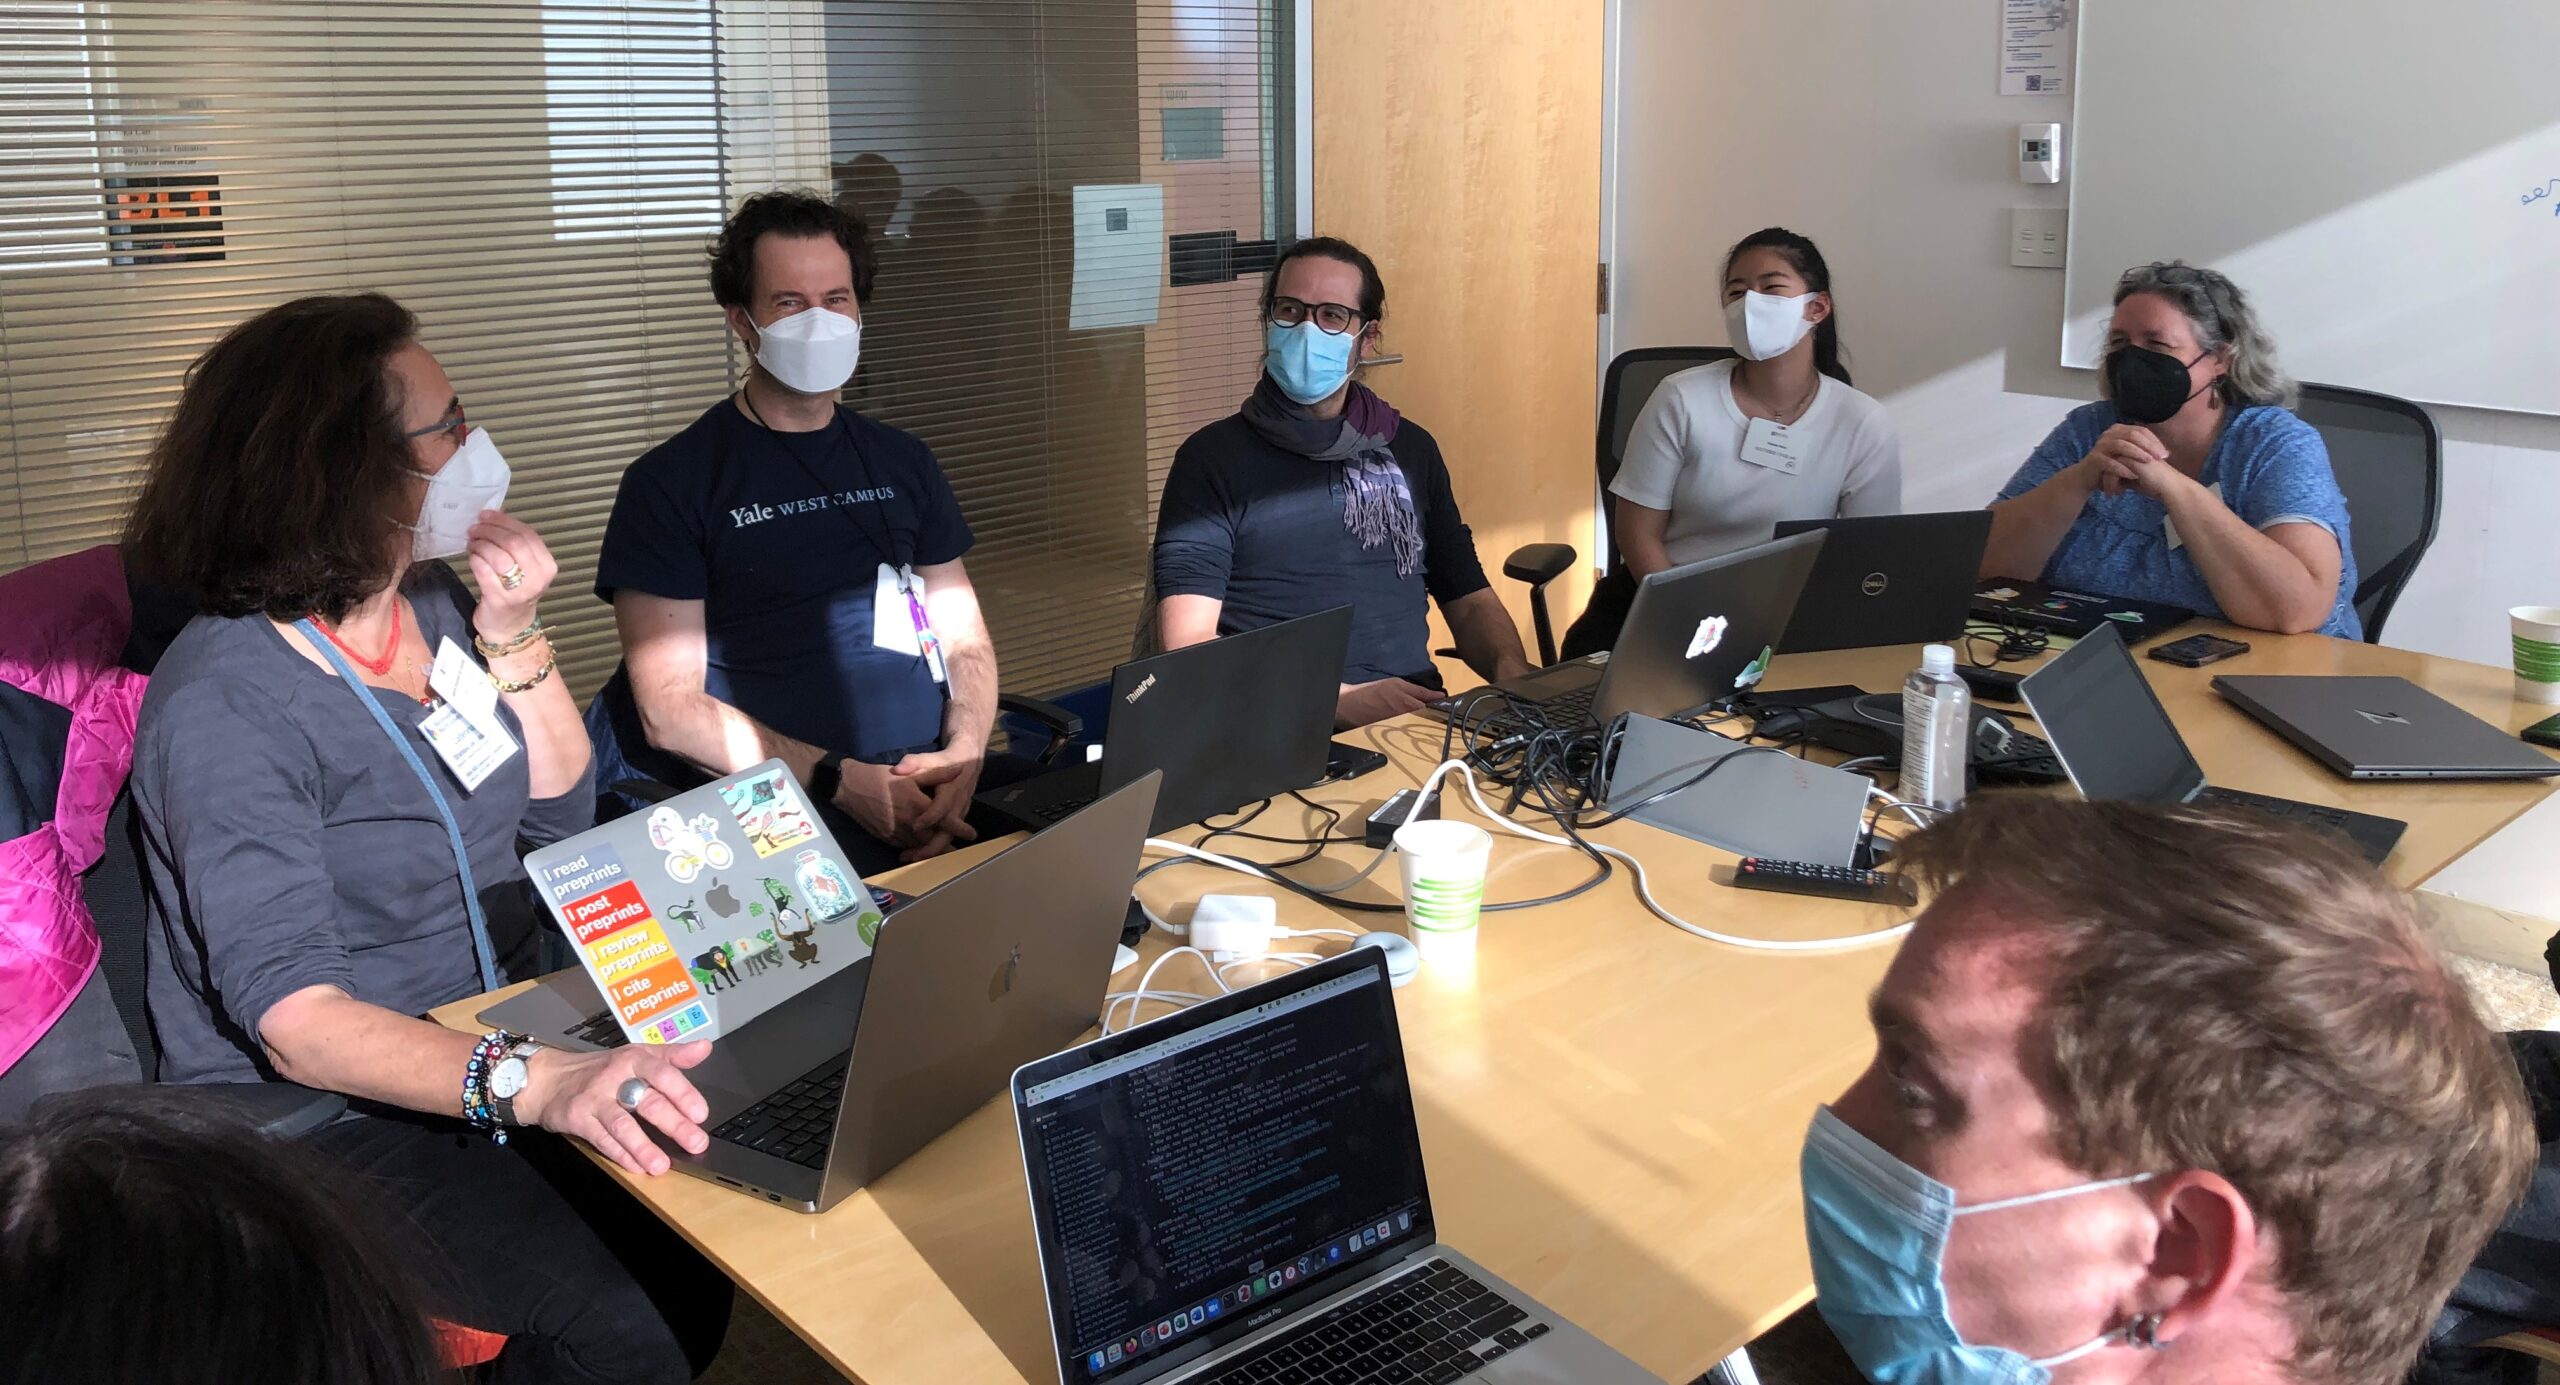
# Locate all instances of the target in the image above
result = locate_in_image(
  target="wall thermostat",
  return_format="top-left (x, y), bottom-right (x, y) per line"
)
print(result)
top-left (2018, 122), bottom-right (2063, 183)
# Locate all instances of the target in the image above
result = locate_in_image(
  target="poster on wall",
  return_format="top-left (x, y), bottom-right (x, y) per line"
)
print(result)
top-left (105, 173), bottom-right (225, 265)
top-left (1999, 0), bottom-right (2073, 96)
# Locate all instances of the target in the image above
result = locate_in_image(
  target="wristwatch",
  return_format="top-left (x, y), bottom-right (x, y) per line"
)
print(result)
top-left (805, 753), bottom-right (846, 805)
top-left (486, 1038), bottom-right (548, 1127)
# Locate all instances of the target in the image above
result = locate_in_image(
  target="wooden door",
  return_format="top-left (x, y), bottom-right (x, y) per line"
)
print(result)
top-left (1313, 0), bottom-right (1605, 679)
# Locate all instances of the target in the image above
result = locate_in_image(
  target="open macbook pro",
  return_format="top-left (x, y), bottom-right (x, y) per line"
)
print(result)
top-left (1450, 530), bottom-right (1825, 726)
top-left (1772, 510), bottom-right (1993, 654)
top-left (980, 606), bottom-right (1351, 835)
top-left (487, 765), bottom-right (1162, 1212)
top-left (2020, 626), bottom-right (2405, 864)
top-left (1014, 949), bottom-right (1661, 1385)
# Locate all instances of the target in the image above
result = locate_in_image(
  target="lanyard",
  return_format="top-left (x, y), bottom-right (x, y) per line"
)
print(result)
top-left (295, 618), bottom-right (501, 994)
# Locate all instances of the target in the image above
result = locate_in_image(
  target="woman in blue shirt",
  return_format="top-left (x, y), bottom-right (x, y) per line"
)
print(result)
top-left (1983, 262), bottom-right (2359, 638)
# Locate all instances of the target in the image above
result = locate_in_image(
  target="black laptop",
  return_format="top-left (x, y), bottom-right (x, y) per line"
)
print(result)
top-left (1972, 579), bottom-right (2192, 642)
top-left (979, 606), bottom-right (1350, 835)
top-left (1774, 511), bottom-right (1994, 653)
top-left (2213, 675), bottom-right (2560, 781)
top-left (2020, 625), bottom-right (2404, 863)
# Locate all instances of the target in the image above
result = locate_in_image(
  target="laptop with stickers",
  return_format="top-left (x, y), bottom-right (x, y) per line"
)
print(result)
top-left (488, 762), bottom-right (1161, 1211)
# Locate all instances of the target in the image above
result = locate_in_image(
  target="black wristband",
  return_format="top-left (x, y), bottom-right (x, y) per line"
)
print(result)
top-left (805, 753), bottom-right (844, 805)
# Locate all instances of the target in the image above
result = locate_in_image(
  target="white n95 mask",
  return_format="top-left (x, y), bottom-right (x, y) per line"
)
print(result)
top-left (408, 427), bottom-right (511, 562)
top-left (752, 305), bottom-right (862, 395)
top-left (1724, 288), bottom-right (1820, 362)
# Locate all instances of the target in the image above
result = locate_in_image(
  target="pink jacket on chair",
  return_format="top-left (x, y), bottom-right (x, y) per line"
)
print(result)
top-left (0, 545), bottom-right (147, 1076)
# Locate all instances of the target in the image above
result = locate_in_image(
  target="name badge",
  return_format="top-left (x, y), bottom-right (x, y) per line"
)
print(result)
top-left (2163, 481), bottom-right (2223, 551)
top-left (1737, 416), bottom-right (1804, 475)
top-left (420, 698), bottom-right (518, 791)
top-left (428, 637), bottom-right (506, 739)
top-left (872, 562), bottom-right (948, 684)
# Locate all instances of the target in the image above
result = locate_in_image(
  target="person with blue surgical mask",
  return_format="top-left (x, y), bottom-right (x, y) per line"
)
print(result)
top-left (1152, 236), bottom-right (1530, 727)
top-left (1801, 796), bottom-right (2532, 1385)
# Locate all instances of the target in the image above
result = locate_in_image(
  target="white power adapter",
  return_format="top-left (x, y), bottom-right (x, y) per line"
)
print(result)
top-left (1188, 893), bottom-right (1280, 961)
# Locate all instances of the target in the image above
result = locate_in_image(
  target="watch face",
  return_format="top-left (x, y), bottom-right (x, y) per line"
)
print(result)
top-left (490, 1056), bottom-right (530, 1101)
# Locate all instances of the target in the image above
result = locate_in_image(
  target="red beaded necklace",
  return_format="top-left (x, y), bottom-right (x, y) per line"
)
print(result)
top-left (312, 599), bottom-right (403, 678)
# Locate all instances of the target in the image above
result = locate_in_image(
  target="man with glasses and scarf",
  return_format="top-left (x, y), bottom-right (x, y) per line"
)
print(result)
top-left (1151, 236), bottom-right (1532, 728)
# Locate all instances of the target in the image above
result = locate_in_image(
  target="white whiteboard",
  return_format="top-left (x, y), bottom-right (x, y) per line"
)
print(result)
top-left (2063, 0), bottom-right (2560, 417)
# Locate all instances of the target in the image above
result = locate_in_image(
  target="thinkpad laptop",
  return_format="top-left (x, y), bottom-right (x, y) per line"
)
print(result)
top-left (980, 606), bottom-right (1350, 835)
top-left (2022, 626), bottom-right (2404, 863)
top-left (1013, 949), bottom-right (1662, 1385)
top-left (1773, 510), bottom-right (1993, 653)
top-left (1972, 579), bottom-right (2191, 642)
top-left (1451, 530), bottom-right (1825, 726)
top-left (488, 769), bottom-right (1162, 1212)
top-left (2213, 675), bottom-right (2560, 781)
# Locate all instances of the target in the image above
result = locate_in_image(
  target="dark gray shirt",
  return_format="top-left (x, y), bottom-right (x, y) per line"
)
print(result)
top-left (133, 565), bottom-right (593, 1088)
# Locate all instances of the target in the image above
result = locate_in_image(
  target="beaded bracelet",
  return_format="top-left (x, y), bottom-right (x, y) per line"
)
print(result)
top-left (472, 620), bottom-right (547, 659)
top-left (464, 1028), bottom-right (524, 1144)
top-left (489, 651), bottom-right (557, 695)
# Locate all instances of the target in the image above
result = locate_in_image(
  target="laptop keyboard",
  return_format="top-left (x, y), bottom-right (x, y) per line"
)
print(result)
top-left (2195, 785), bottom-right (2353, 831)
top-left (565, 1011), bottom-right (629, 1050)
top-left (1197, 1257), bottom-right (1551, 1385)
top-left (1030, 795), bottom-right (1088, 824)
top-left (1536, 684), bottom-right (1599, 725)
top-left (709, 1051), bottom-right (850, 1170)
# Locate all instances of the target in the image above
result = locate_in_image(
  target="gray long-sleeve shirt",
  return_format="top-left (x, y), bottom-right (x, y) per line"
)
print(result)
top-left (132, 564), bottom-right (593, 1088)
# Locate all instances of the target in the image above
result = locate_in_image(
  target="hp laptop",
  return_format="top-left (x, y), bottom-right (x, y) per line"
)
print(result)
top-left (488, 769), bottom-right (1162, 1212)
top-left (1013, 949), bottom-right (1663, 1385)
top-left (1773, 511), bottom-right (1994, 653)
top-left (2021, 626), bottom-right (2404, 863)
top-left (1454, 530), bottom-right (1825, 726)
top-left (1972, 579), bottom-right (2192, 642)
top-left (2213, 675), bottom-right (2560, 781)
top-left (980, 606), bottom-right (1351, 835)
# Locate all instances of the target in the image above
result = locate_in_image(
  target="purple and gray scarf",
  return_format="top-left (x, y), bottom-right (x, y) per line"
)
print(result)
top-left (1237, 375), bottom-right (1423, 578)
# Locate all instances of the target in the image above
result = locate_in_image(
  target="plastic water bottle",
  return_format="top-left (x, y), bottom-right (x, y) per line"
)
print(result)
top-left (1901, 643), bottom-right (1971, 813)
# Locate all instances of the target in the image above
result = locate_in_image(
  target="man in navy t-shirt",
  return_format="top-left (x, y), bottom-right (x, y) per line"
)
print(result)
top-left (596, 190), bottom-right (998, 868)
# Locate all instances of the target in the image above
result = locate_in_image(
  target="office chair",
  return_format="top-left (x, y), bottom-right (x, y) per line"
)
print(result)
top-left (2293, 382), bottom-right (2441, 644)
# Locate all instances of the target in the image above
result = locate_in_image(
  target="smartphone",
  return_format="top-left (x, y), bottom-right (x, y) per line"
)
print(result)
top-left (2148, 633), bottom-right (2252, 668)
top-left (2525, 712), bottom-right (2560, 751)
top-left (1322, 740), bottom-right (1390, 782)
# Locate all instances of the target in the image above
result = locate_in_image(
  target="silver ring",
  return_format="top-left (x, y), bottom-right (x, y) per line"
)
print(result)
top-left (499, 564), bottom-right (526, 591)
top-left (615, 1077), bottom-right (651, 1112)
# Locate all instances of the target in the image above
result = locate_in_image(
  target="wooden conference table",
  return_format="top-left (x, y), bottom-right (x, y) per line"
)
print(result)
top-left (435, 625), bottom-right (2558, 1385)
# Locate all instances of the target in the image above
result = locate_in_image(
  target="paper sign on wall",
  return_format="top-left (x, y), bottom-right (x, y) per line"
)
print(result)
top-left (2000, 0), bottom-right (2073, 96)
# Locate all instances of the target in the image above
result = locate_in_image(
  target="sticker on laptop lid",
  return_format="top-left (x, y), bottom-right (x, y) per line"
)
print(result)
top-left (533, 844), bottom-right (710, 1044)
top-left (1734, 645), bottom-right (1776, 690)
top-left (645, 805), bottom-right (735, 883)
top-left (719, 764), bottom-right (819, 857)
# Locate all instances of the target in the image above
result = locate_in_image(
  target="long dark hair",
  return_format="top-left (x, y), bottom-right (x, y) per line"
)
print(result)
top-left (0, 1092), bottom-right (451, 1384)
top-left (122, 292), bottom-right (424, 622)
top-left (1724, 227), bottom-right (1850, 385)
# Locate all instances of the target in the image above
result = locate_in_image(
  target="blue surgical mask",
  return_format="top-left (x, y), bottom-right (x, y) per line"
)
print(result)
top-left (1263, 319), bottom-right (1358, 404)
top-left (1801, 1107), bottom-right (2157, 1385)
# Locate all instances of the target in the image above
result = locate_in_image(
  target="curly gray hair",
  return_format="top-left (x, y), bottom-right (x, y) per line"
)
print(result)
top-left (2110, 261), bottom-right (2297, 410)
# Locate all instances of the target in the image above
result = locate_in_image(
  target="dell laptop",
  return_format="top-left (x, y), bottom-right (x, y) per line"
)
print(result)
top-left (1773, 510), bottom-right (1994, 653)
top-left (1452, 529), bottom-right (1825, 726)
top-left (1013, 949), bottom-right (1663, 1385)
top-left (1972, 579), bottom-right (2192, 642)
top-left (980, 606), bottom-right (1351, 836)
top-left (488, 768), bottom-right (1163, 1212)
top-left (2021, 626), bottom-right (2405, 863)
top-left (2213, 675), bottom-right (2560, 781)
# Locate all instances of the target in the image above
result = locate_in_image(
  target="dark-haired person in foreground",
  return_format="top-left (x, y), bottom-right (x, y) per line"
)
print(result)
top-left (122, 293), bottom-right (729, 1385)
top-left (1152, 236), bottom-right (1530, 728)
top-left (1563, 226), bottom-right (1902, 657)
top-left (0, 1092), bottom-right (451, 1385)
top-left (1809, 797), bottom-right (2531, 1385)
top-left (597, 188), bottom-right (997, 871)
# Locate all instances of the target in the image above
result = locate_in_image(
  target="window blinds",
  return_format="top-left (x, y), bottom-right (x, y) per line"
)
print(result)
top-left (0, 0), bottom-right (1286, 705)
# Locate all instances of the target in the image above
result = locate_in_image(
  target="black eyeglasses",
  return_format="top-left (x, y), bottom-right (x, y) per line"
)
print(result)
top-left (1267, 296), bottom-right (1363, 335)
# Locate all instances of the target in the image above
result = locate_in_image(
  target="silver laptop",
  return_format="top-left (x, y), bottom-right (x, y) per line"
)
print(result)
top-left (2213, 674), bottom-right (2560, 781)
top-left (487, 770), bottom-right (1161, 1213)
top-left (1455, 530), bottom-right (1825, 726)
top-left (1012, 950), bottom-right (1662, 1385)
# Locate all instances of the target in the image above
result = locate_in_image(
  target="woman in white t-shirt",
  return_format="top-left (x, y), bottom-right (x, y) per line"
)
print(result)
top-left (1562, 228), bottom-right (1903, 656)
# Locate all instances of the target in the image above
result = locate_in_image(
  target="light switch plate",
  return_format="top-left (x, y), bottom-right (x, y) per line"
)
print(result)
top-left (2009, 206), bottom-right (2067, 269)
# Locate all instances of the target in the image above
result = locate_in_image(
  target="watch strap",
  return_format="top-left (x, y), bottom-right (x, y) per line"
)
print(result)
top-left (805, 753), bottom-right (844, 805)
top-left (487, 1037), bottom-right (546, 1129)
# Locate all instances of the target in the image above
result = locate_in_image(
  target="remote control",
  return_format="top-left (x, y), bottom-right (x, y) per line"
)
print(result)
top-left (1729, 858), bottom-right (1918, 906)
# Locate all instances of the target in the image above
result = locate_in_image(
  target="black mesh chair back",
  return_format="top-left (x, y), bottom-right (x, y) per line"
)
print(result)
top-left (1596, 347), bottom-right (1737, 575)
top-left (2292, 383), bottom-right (2441, 643)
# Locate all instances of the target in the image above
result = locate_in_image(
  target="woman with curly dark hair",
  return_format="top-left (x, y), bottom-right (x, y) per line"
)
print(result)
top-left (122, 292), bottom-right (729, 1384)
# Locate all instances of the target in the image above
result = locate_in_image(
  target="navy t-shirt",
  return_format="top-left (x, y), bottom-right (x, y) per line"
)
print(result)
top-left (595, 398), bottom-right (973, 775)
top-left (1152, 414), bottom-right (1491, 684)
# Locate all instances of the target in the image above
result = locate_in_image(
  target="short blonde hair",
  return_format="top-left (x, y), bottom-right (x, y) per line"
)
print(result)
top-left (1893, 797), bottom-right (2534, 1385)
top-left (2113, 260), bottom-right (2298, 410)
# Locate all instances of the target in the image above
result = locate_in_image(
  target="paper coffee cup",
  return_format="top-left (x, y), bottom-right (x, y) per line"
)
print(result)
top-left (2515, 606), bottom-right (2560, 705)
top-left (1393, 819), bottom-right (1492, 956)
